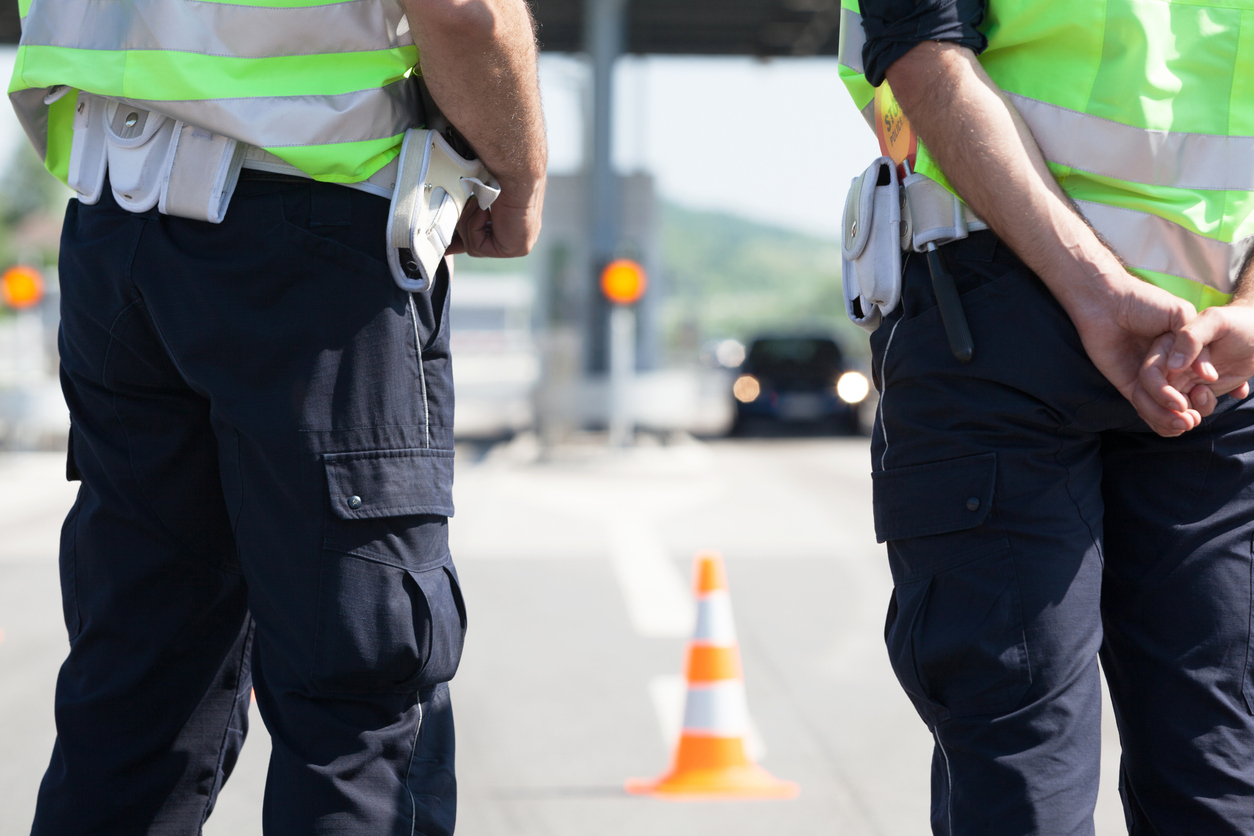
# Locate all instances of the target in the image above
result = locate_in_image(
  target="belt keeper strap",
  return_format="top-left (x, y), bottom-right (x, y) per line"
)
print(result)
top-left (903, 173), bottom-right (988, 252)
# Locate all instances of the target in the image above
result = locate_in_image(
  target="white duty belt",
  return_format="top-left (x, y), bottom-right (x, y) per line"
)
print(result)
top-left (63, 91), bottom-right (500, 293)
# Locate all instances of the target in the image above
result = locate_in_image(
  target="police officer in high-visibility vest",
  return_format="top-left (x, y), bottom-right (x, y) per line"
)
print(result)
top-left (839, 0), bottom-right (1254, 832)
top-left (9, 0), bottom-right (546, 831)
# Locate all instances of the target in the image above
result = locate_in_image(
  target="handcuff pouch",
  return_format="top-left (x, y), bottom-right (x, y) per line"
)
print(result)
top-left (842, 156), bottom-right (904, 333)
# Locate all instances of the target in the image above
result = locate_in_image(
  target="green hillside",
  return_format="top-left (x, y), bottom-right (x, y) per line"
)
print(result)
top-left (659, 202), bottom-right (867, 358)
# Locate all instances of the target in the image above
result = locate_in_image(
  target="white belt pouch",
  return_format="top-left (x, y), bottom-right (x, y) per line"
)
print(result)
top-left (841, 156), bottom-right (904, 333)
top-left (840, 157), bottom-right (991, 332)
top-left (67, 93), bottom-right (243, 222)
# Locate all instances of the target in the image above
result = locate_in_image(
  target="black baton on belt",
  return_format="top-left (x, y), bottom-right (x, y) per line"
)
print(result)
top-left (925, 242), bottom-right (974, 363)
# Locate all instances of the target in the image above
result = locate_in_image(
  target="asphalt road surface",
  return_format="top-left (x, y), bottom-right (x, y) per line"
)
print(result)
top-left (0, 437), bottom-right (1126, 835)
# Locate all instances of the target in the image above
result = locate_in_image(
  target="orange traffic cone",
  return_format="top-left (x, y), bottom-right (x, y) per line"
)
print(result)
top-left (626, 551), bottom-right (799, 800)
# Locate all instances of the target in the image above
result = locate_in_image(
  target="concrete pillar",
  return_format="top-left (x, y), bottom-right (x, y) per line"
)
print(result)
top-left (583, 0), bottom-right (627, 373)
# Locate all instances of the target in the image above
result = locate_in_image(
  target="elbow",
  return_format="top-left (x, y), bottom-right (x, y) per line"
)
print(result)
top-left (884, 41), bottom-right (978, 117)
top-left (885, 42), bottom-right (975, 90)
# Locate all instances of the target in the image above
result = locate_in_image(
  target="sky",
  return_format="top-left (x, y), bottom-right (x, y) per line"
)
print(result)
top-left (540, 54), bottom-right (879, 240)
top-left (0, 49), bottom-right (879, 241)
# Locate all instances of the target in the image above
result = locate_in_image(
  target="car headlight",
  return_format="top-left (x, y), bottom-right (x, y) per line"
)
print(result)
top-left (733, 374), bottom-right (761, 403)
top-left (715, 339), bottom-right (746, 368)
top-left (836, 371), bottom-right (870, 404)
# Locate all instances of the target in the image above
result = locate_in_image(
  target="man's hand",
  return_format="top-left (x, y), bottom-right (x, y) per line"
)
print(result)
top-left (1069, 280), bottom-right (1202, 436)
top-left (402, 0), bottom-right (547, 258)
top-left (1139, 302), bottom-right (1254, 418)
top-left (1169, 302), bottom-right (1254, 404)
top-left (447, 182), bottom-right (546, 259)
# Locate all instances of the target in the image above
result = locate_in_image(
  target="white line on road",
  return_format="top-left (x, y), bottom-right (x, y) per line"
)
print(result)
top-left (608, 519), bottom-right (695, 638)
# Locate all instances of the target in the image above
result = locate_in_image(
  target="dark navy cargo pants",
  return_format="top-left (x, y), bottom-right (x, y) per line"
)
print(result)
top-left (32, 175), bottom-right (466, 835)
top-left (871, 231), bottom-right (1254, 835)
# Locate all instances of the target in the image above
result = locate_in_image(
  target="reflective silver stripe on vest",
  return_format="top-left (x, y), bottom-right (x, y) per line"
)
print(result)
top-left (1076, 200), bottom-right (1253, 294)
top-left (860, 99), bottom-right (874, 130)
top-left (19, 0), bottom-right (410, 58)
top-left (117, 78), bottom-right (418, 149)
top-left (838, 6), bottom-right (866, 74)
top-left (1010, 94), bottom-right (1254, 193)
top-left (9, 87), bottom-right (49, 159)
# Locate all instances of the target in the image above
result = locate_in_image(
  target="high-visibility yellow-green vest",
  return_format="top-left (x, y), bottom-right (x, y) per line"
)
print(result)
top-left (7, 0), bottom-right (419, 186)
top-left (838, 0), bottom-right (1254, 310)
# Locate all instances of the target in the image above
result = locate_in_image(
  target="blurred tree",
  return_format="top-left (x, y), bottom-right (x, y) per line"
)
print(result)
top-left (660, 202), bottom-right (867, 360)
top-left (0, 141), bottom-right (64, 225)
top-left (0, 141), bottom-right (71, 272)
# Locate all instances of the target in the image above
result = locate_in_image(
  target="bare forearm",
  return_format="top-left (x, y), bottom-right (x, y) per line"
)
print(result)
top-left (402, 0), bottom-right (547, 202)
top-left (885, 42), bottom-right (1132, 325)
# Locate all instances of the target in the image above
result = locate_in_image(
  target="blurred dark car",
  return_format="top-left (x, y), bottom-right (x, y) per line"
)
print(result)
top-left (730, 335), bottom-right (870, 435)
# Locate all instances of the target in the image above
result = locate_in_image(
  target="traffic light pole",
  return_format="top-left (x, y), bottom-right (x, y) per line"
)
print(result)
top-left (601, 261), bottom-right (646, 447)
top-left (608, 304), bottom-right (635, 447)
top-left (584, 0), bottom-right (625, 374)
top-left (585, 0), bottom-right (631, 444)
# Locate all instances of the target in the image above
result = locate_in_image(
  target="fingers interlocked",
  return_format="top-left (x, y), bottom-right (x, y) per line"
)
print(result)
top-left (1137, 304), bottom-right (1254, 436)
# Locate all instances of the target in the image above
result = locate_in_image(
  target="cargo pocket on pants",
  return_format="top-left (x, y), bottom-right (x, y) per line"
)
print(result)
top-left (874, 453), bottom-right (1030, 721)
top-left (312, 447), bottom-right (466, 696)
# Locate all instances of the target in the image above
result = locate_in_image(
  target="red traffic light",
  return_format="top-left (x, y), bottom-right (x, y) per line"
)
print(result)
top-left (600, 259), bottom-right (647, 305)
top-left (1, 265), bottom-right (44, 310)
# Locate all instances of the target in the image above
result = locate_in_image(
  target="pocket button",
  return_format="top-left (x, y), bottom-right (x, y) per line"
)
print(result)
top-left (347, 495), bottom-right (362, 510)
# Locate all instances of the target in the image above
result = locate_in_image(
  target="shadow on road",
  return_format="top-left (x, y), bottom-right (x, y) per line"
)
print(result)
top-left (491, 786), bottom-right (631, 800)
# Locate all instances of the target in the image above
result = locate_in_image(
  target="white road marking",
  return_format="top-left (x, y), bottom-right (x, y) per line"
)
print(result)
top-left (0, 452), bottom-right (80, 564)
top-left (649, 674), bottom-right (766, 761)
top-left (608, 519), bottom-right (695, 638)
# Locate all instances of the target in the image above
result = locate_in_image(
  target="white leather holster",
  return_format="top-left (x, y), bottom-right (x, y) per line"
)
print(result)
top-left (385, 128), bottom-right (501, 293)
